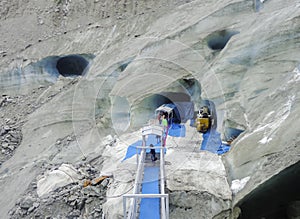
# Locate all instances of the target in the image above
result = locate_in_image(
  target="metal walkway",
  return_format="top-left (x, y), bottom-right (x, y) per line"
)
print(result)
top-left (139, 166), bottom-right (160, 219)
top-left (123, 125), bottom-right (169, 219)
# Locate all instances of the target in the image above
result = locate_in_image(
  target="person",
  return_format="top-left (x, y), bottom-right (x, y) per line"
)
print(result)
top-left (150, 144), bottom-right (157, 161)
top-left (161, 114), bottom-right (168, 146)
top-left (156, 135), bottom-right (160, 143)
top-left (161, 114), bottom-right (168, 129)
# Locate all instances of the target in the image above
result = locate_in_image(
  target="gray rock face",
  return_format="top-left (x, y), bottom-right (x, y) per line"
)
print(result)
top-left (0, 0), bottom-right (299, 218)
top-left (166, 151), bottom-right (231, 218)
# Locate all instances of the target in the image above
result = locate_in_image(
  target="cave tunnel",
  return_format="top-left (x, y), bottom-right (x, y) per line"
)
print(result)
top-left (133, 91), bottom-right (193, 128)
top-left (238, 161), bottom-right (300, 219)
top-left (130, 76), bottom-right (203, 128)
top-left (56, 55), bottom-right (89, 77)
top-left (149, 92), bottom-right (192, 123)
top-left (206, 29), bottom-right (239, 51)
top-left (224, 127), bottom-right (244, 142)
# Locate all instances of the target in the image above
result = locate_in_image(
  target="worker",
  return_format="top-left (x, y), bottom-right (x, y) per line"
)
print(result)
top-left (161, 114), bottom-right (168, 129)
top-left (161, 114), bottom-right (168, 146)
top-left (150, 144), bottom-right (157, 162)
top-left (156, 134), bottom-right (160, 143)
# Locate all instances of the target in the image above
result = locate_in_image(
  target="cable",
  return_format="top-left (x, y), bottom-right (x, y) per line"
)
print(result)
top-left (106, 184), bottom-right (134, 199)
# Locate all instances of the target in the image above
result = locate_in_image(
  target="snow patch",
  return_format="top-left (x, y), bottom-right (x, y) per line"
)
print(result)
top-left (263, 111), bottom-right (275, 122)
top-left (288, 67), bottom-right (300, 83)
top-left (258, 96), bottom-right (294, 144)
top-left (259, 136), bottom-right (272, 144)
top-left (231, 176), bottom-right (250, 195)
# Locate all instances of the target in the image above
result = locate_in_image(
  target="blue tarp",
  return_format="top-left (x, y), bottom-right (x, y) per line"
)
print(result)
top-left (123, 124), bottom-right (186, 161)
top-left (168, 124), bottom-right (186, 137)
top-left (122, 140), bottom-right (143, 161)
top-left (201, 129), bottom-right (222, 153)
top-left (201, 129), bottom-right (231, 154)
top-left (122, 135), bottom-right (162, 161)
top-left (139, 166), bottom-right (160, 219)
top-left (190, 119), bottom-right (195, 127)
top-left (217, 144), bottom-right (231, 155)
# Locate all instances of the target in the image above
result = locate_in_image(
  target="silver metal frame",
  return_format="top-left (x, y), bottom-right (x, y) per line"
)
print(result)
top-left (123, 125), bottom-right (169, 219)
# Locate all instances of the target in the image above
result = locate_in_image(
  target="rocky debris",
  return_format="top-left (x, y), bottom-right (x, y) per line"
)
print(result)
top-left (0, 86), bottom-right (50, 166)
top-left (0, 95), bottom-right (14, 107)
top-left (0, 79), bottom-right (79, 167)
top-left (9, 162), bottom-right (110, 218)
top-left (0, 122), bottom-right (22, 165)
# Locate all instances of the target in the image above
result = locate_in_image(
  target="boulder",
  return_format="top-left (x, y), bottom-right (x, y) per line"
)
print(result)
top-left (166, 151), bottom-right (231, 218)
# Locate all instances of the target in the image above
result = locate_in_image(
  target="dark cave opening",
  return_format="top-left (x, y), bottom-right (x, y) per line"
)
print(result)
top-left (56, 55), bottom-right (89, 77)
top-left (148, 92), bottom-right (191, 123)
top-left (206, 30), bottom-right (239, 50)
top-left (238, 161), bottom-right (300, 219)
top-left (132, 91), bottom-right (193, 128)
top-left (129, 76), bottom-right (202, 128)
top-left (224, 127), bottom-right (244, 142)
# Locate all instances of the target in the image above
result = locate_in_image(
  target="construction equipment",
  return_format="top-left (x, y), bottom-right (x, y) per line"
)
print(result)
top-left (196, 106), bottom-right (212, 133)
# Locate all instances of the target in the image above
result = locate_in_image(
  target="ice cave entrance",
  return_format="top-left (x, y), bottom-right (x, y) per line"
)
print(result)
top-left (56, 55), bottom-right (89, 77)
top-left (206, 29), bottom-right (239, 50)
top-left (148, 92), bottom-right (193, 124)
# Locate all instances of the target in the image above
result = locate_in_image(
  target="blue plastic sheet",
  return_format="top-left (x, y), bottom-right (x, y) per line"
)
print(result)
top-left (122, 140), bottom-right (143, 161)
top-left (201, 130), bottom-right (231, 154)
top-left (217, 144), bottom-right (231, 155)
top-left (168, 124), bottom-right (186, 137)
top-left (122, 135), bottom-right (164, 161)
top-left (139, 166), bottom-right (160, 219)
top-left (201, 129), bottom-right (222, 153)
top-left (190, 119), bottom-right (195, 127)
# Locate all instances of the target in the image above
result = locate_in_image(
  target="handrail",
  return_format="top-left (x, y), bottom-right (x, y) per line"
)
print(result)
top-left (123, 124), bottom-right (169, 219)
top-left (160, 147), bottom-right (165, 219)
top-left (123, 194), bottom-right (169, 219)
top-left (124, 194), bottom-right (168, 198)
top-left (135, 146), bottom-right (165, 149)
top-left (126, 148), bottom-right (146, 219)
top-left (160, 146), bottom-right (169, 219)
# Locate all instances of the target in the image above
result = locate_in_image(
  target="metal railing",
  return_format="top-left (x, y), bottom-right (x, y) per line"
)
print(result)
top-left (123, 194), bottom-right (169, 219)
top-left (123, 125), bottom-right (169, 219)
top-left (126, 147), bottom-right (146, 219)
top-left (160, 146), bottom-right (169, 219)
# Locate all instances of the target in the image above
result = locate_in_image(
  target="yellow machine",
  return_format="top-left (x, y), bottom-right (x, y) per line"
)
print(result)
top-left (195, 106), bottom-right (211, 133)
top-left (196, 117), bottom-right (210, 133)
